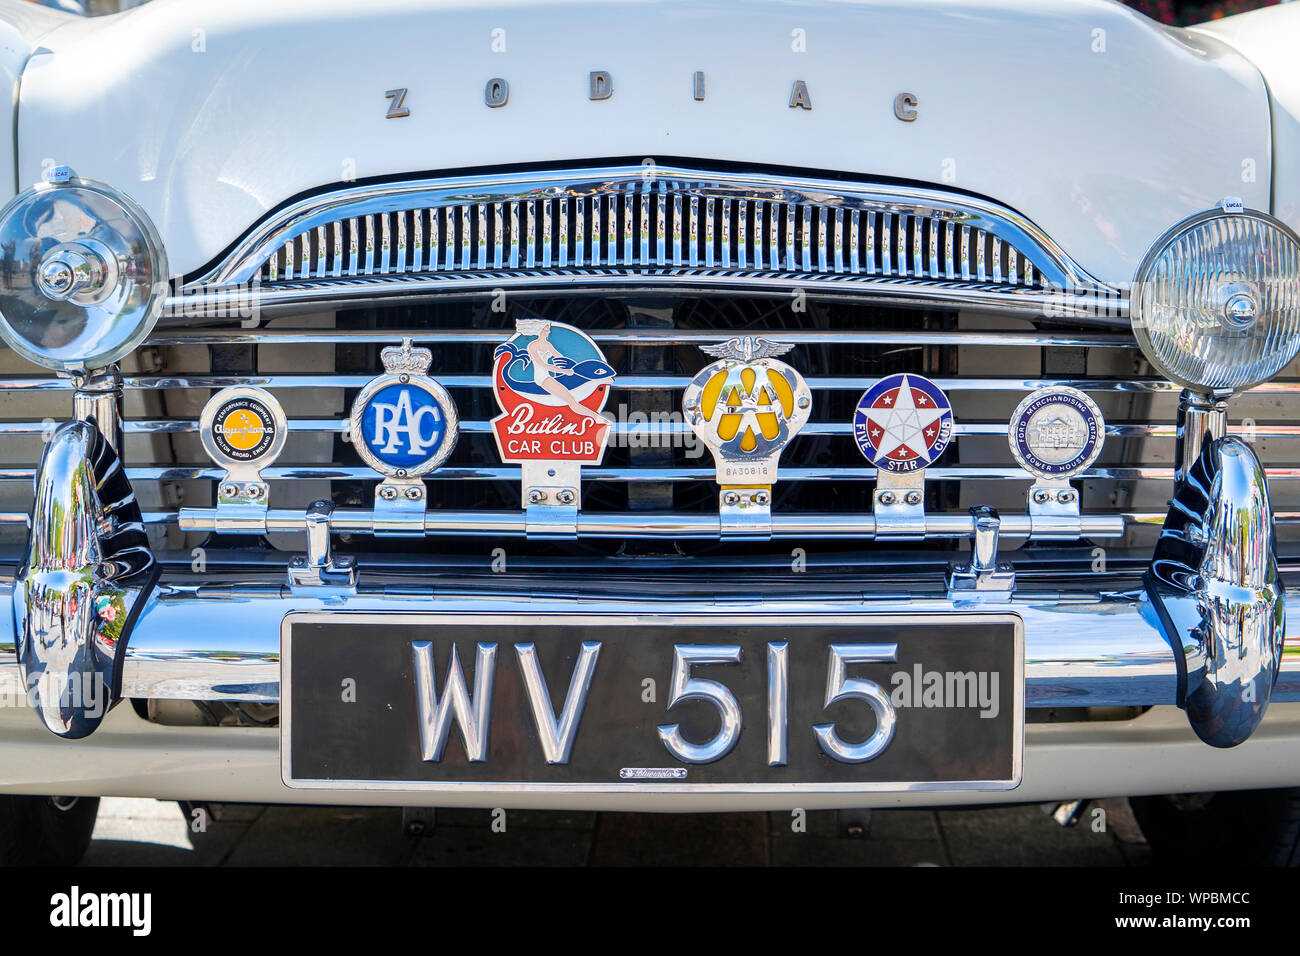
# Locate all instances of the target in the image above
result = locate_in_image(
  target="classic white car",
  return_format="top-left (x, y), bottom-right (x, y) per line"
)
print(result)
top-left (0, 0), bottom-right (1298, 866)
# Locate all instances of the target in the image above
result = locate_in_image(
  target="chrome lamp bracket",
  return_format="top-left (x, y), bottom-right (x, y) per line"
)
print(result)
top-left (12, 419), bottom-right (158, 738)
top-left (947, 505), bottom-right (1016, 600)
top-left (1143, 391), bottom-right (1284, 748)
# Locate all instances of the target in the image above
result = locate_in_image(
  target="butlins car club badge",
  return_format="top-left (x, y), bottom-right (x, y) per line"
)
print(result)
top-left (682, 336), bottom-right (811, 529)
top-left (491, 317), bottom-right (616, 510)
top-left (1009, 386), bottom-right (1104, 509)
top-left (199, 385), bottom-right (288, 507)
top-left (350, 337), bottom-right (459, 504)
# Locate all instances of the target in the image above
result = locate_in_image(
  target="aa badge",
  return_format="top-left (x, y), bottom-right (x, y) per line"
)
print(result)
top-left (682, 336), bottom-right (810, 531)
top-left (491, 318), bottom-right (616, 511)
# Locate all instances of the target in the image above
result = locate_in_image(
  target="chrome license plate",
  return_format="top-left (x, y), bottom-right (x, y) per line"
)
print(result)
top-left (281, 613), bottom-right (1023, 793)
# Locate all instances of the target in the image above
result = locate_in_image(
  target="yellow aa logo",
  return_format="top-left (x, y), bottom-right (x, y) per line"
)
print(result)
top-left (700, 365), bottom-right (796, 452)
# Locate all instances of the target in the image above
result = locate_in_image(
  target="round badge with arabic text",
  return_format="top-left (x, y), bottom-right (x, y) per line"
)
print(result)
top-left (1009, 386), bottom-right (1104, 479)
top-left (200, 386), bottom-right (287, 469)
top-left (853, 373), bottom-right (954, 472)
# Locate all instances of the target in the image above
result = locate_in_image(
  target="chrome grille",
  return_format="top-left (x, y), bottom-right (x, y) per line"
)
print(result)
top-left (179, 166), bottom-right (1117, 319)
top-left (1, 297), bottom-right (1298, 551)
top-left (258, 195), bottom-right (1039, 288)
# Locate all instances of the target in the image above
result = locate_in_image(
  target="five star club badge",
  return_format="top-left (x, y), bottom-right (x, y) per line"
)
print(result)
top-left (199, 385), bottom-right (288, 504)
top-left (853, 373), bottom-right (954, 472)
top-left (682, 336), bottom-right (811, 499)
top-left (350, 337), bottom-right (459, 480)
top-left (491, 317), bottom-right (616, 510)
top-left (1009, 385), bottom-right (1105, 480)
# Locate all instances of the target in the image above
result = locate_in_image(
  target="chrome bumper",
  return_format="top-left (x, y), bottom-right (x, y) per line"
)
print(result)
top-left (4, 420), bottom-right (1292, 747)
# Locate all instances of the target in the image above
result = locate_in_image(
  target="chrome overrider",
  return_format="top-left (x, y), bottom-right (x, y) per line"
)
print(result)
top-left (1143, 393), bottom-right (1287, 748)
top-left (11, 418), bottom-right (157, 739)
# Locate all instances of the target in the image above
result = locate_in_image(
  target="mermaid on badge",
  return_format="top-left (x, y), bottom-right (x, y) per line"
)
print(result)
top-left (493, 318), bottom-right (615, 423)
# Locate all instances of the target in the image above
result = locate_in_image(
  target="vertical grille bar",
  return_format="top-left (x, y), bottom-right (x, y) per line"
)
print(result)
top-left (721, 198), bottom-right (731, 269)
top-left (477, 203), bottom-right (488, 271)
top-left (509, 201), bottom-right (520, 269)
top-left (412, 211), bottom-right (423, 273)
top-left (738, 200), bottom-right (748, 270)
top-left (673, 191), bottom-right (683, 266)
top-left (865, 211), bottom-right (876, 276)
top-left (976, 228), bottom-right (987, 282)
top-left (624, 192), bottom-right (633, 265)
top-left (849, 209), bottom-right (859, 274)
top-left (753, 201), bottom-right (764, 271)
top-left (689, 196), bottom-right (699, 268)
top-left (639, 185), bottom-right (650, 266)
top-left (769, 202), bottom-right (779, 271)
top-left (380, 214), bottom-right (392, 275)
top-left (657, 190), bottom-right (667, 267)
top-left (882, 214), bottom-right (892, 276)
top-left (493, 202), bottom-right (505, 270)
top-left (558, 197), bottom-right (568, 268)
top-left (525, 200), bottom-right (536, 269)
top-left (590, 195), bottom-right (601, 267)
top-left (785, 203), bottom-right (796, 271)
top-left (543, 198), bottom-right (554, 269)
top-left (575, 197), bottom-right (585, 267)
top-left (705, 197), bottom-right (715, 268)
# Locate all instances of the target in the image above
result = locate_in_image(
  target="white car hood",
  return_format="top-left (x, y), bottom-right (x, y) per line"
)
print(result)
top-left (14, 0), bottom-right (1272, 287)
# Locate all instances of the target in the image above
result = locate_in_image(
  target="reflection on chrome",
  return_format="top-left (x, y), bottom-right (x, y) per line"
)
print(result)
top-left (1145, 434), bottom-right (1285, 748)
top-left (11, 420), bottom-right (155, 738)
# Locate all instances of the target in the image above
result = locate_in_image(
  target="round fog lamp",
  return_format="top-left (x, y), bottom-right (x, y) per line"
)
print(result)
top-left (1131, 206), bottom-right (1300, 394)
top-left (0, 176), bottom-right (167, 372)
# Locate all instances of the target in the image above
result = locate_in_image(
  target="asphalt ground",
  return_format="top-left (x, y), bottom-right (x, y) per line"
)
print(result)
top-left (81, 796), bottom-right (1151, 866)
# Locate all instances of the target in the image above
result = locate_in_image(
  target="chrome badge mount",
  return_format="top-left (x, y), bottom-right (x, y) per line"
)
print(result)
top-left (491, 317), bottom-right (615, 534)
top-left (350, 337), bottom-right (459, 533)
top-left (1009, 385), bottom-right (1104, 532)
top-left (682, 336), bottom-right (811, 537)
top-left (853, 373), bottom-right (954, 538)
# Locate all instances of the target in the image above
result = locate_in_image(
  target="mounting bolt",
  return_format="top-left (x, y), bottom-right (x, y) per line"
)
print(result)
top-left (379, 485), bottom-right (399, 501)
top-left (527, 489), bottom-right (547, 504)
top-left (246, 484), bottom-right (263, 499)
top-left (556, 489), bottom-right (576, 505)
top-left (752, 490), bottom-right (770, 506)
top-left (723, 491), bottom-right (741, 506)
top-left (1056, 488), bottom-right (1076, 504)
top-left (404, 485), bottom-right (423, 500)
top-left (797, 395), bottom-right (811, 409)
top-left (878, 491), bottom-right (896, 506)
top-left (1032, 488), bottom-right (1052, 504)
top-left (904, 490), bottom-right (922, 506)
top-left (220, 483), bottom-right (238, 498)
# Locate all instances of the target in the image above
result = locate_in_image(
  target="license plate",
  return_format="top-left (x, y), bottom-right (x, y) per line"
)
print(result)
top-left (281, 613), bottom-right (1023, 793)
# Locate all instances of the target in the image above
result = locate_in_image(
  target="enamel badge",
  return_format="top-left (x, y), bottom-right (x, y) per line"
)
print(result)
top-left (853, 373), bottom-right (954, 472)
top-left (1009, 386), bottom-right (1104, 480)
top-left (492, 317), bottom-right (615, 510)
top-left (199, 385), bottom-right (288, 506)
top-left (350, 338), bottom-right (458, 510)
top-left (682, 336), bottom-right (810, 528)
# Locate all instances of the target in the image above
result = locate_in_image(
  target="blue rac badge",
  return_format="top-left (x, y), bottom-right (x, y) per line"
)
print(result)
top-left (853, 373), bottom-right (954, 472)
top-left (350, 337), bottom-right (459, 477)
top-left (1009, 386), bottom-right (1104, 480)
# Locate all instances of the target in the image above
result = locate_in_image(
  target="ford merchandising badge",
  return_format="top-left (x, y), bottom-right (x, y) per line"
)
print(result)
top-left (1009, 385), bottom-right (1104, 480)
